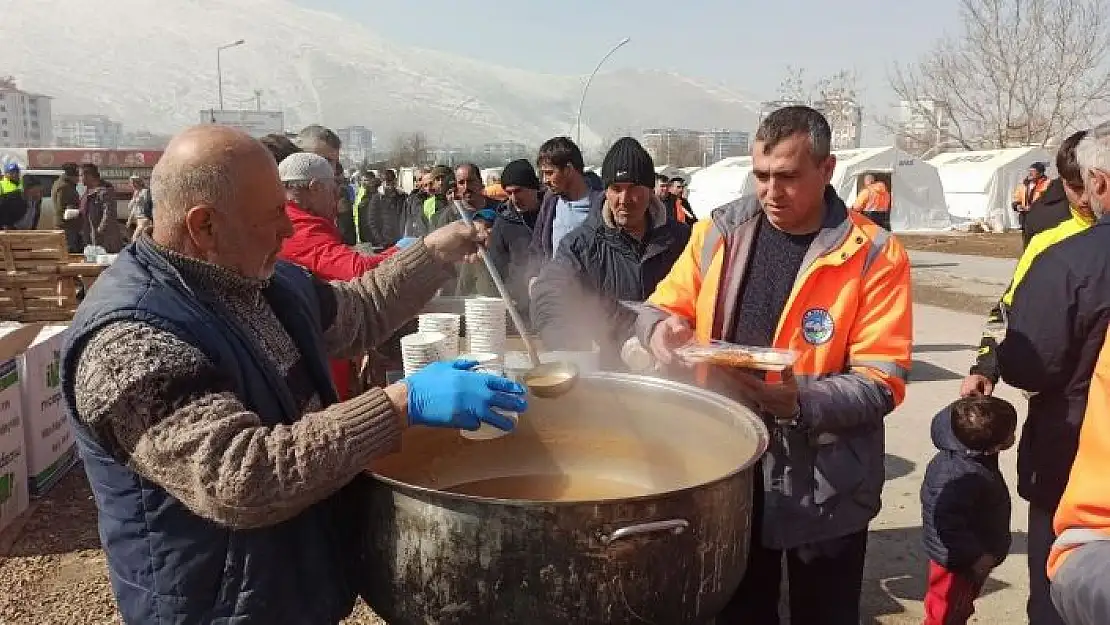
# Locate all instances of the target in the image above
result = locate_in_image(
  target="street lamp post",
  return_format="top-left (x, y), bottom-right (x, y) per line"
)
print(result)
top-left (217, 39), bottom-right (246, 111)
top-left (575, 37), bottom-right (630, 146)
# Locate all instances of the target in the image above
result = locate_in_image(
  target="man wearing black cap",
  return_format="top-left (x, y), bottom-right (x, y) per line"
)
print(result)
top-left (488, 159), bottom-right (545, 321)
top-left (531, 137), bottom-right (690, 367)
top-left (1013, 162), bottom-right (1050, 242)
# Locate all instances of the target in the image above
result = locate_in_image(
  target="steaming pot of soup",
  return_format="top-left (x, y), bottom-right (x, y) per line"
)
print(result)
top-left (358, 372), bottom-right (769, 625)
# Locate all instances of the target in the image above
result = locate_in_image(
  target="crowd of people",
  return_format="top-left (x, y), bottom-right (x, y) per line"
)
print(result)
top-left (38, 103), bottom-right (1110, 625)
top-left (0, 160), bottom-right (151, 253)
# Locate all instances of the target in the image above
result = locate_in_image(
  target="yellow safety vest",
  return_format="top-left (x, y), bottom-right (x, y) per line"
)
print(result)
top-left (353, 186), bottom-right (368, 244)
top-left (0, 178), bottom-right (22, 194)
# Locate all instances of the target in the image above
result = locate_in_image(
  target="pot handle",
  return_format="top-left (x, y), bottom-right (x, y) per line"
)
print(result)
top-left (598, 519), bottom-right (690, 546)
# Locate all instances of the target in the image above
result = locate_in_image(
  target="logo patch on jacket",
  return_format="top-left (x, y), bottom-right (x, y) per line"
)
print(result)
top-left (802, 308), bottom-right (835, 345)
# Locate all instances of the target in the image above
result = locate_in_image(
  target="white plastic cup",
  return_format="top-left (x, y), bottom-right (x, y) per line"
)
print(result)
top-left (460, 408), bottom-right (519, 441)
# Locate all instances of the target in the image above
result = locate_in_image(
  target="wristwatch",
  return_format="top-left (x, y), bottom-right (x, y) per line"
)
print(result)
top-left (774, 404), bottom-right (802, 429)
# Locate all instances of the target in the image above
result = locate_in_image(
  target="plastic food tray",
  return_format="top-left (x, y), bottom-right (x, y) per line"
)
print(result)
top-left (675, 340), bottom-right (798, 372)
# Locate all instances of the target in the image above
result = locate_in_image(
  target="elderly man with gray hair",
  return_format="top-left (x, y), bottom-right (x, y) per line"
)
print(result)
top-left (296, 124), bottom-right (357, 244)
top-left (997, 121), bottom-right (1110, 625)
top-left (276, 151), bottom-right (400, 400)
top-left (60, 125), bottom-right (527, 624)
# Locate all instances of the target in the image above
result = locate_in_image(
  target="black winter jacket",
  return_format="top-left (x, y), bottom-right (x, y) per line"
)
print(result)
top-left (1022, 178), bottom-right (1072, 248)
top-left (998, 216), bottom-right (1110, 510)
top-left (401, 191), bottom-right (443, 238)
top-left (487, 195), bottom-right (544, 324)
top-left (920, 405), bottom-right (1012, 573)
top-left (366, 189), bottom-right (407, 247)
top-left (663, 194), bottom-right (698, 224)
top-left (531, 197), bottom-right (690, 367)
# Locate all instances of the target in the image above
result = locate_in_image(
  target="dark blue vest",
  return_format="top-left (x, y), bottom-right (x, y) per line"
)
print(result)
top-left (61, 238), bottom-right (364, 624)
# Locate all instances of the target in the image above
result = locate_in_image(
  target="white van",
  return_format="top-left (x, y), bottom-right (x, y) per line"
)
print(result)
top-left (18, 169), bottom-right (63, 229)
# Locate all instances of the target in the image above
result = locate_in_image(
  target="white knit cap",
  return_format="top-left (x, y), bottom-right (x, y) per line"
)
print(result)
top-left (278, 152), bottom-right (335, 183)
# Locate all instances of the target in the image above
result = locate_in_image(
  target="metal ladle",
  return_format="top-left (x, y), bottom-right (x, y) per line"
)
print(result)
top-left (452, 201), bottom-right (579, 398)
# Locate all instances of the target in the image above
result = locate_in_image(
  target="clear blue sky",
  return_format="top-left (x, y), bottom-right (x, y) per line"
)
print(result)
top-left (296, 0), bottom-right (959, 120)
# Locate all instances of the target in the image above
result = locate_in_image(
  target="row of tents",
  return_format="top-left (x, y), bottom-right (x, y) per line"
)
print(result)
top-left (680, 145), bottom-right (1056, 232)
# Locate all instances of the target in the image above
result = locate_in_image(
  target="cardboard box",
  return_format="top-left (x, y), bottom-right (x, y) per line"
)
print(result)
top-left (0, 323), bottom-right (45, 534)
top-left (19, 325), bottom-right (75, 496)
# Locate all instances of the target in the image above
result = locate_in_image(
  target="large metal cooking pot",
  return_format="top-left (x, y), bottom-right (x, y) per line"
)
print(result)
top-left (359, 372), bottom-right (768, 625)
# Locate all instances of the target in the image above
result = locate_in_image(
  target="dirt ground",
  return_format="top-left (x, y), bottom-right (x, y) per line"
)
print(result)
top-left (912, 281), bottom-right (998, 317)
top-left (899, 232), bottom-right (1023, 260)
top-left (0, 468), bottom-right (387, 625)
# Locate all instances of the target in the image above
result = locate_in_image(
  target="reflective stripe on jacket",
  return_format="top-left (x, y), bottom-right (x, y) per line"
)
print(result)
top-left (637, 186), bottom-right (913, 548)
top-left (1003, 208), bottom-right (1093, 307)
top-left (1050, 329), bottom-right (1110, 579)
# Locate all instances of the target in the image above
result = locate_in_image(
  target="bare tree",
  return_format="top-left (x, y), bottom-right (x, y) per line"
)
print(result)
top-left (887, 0), bottom-right (1110, 154)
top-left (777, 66), bottom-right (809, 103)
top-left (590, 128), bottom-right (635, 164)
top-left (767, 68), bottom-right (863, 150)
top-left (387, 132), bottom-right (431, 168)
top-left (814, 70), bottom-right (863, 150)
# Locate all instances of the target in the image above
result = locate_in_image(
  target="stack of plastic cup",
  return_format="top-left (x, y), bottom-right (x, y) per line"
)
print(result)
top-left (464, 297), bottom-right (508, 355)
top-left (400, 331), bottom-right (447, 377)
top-left (418, 313), bottom-right (462, 359)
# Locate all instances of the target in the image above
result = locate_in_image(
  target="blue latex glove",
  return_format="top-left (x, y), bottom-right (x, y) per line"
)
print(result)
top-left (474, 207), bottom-right (498, 224)
top-left (395, 236), bottom-right (419, 249)
top-left (405, 360), bottom-right (528, 432)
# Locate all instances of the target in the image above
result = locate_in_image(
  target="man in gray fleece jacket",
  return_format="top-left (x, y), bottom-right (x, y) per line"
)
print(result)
top-left (62, 125), bottom-right (524, 624)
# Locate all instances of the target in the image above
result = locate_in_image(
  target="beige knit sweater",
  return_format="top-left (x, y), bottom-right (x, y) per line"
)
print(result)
top-left (72, 240), bottom-right (453, 530)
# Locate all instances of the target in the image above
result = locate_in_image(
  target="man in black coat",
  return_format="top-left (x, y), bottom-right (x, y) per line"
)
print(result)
top-left (487, 159), bottom-right (544, 326)
top-left (531, 137), bottom-right (691, 368)
top-left (997, 122), bottom-right (1110, 625)
top-left (1022, 178), bottom-right (1073, 247)
top-left (366, 169), bottom-right (407, 247)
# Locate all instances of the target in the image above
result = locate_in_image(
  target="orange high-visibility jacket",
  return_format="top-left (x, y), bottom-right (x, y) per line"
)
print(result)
top-left (643, 191), bottom-right (911, 401)
top-left (852, 181), bottom-right (891, 212)
top-left (1050, 330), bottom-right (1110, 579)
top-left (636, 188), bottom-right (913, 548)
top-left (1013, 177), bottom-right (1050, 210)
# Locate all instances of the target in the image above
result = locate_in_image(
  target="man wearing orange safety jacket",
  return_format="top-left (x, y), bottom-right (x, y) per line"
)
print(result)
top-left (636, 106), bottom-right (913, 625)
top-left (1048, 330), bottom-right (1110, 625)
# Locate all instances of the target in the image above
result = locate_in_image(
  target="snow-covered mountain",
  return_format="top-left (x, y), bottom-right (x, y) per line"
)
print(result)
top-left (6, 0), bottom-right (760, 147)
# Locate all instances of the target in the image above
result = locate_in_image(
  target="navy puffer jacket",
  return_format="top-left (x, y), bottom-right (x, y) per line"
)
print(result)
top-left (920, 404), bottom-right (1012, 573)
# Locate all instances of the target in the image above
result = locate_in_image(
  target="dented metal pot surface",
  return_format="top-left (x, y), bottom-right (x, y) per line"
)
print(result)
top-left (360, 373), bottom-right (769, 625)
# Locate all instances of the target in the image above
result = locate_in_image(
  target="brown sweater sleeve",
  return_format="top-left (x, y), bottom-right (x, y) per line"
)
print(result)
top-left (324, 238), bottom-right (455, 359)
top-left (73, 320), bottom-right (403, 530)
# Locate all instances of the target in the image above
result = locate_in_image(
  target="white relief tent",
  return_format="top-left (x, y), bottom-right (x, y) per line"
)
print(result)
top-left (929, 147), bottom-right (1054, 230)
